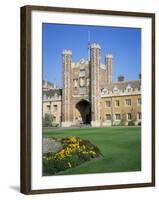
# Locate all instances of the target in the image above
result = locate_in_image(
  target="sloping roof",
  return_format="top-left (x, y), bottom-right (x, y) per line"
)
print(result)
top-left (100, 80), bottom-right (141, 91)
top-left (43, 89), bottom-right (62, 97)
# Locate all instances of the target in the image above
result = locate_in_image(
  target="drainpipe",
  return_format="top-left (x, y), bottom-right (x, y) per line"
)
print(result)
top-left (111, 96), bottom-right (113, 126)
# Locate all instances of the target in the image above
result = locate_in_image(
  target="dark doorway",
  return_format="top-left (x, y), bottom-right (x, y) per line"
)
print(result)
top-left (76, 100), bottom-right (91, 124)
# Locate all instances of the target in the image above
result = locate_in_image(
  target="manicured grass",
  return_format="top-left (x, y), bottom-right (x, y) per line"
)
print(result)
top-left (43, 127), bottom-right (141, 175)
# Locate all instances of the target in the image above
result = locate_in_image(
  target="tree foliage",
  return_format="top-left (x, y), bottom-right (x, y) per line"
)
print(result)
top-left (43, 113), bottom-right (53, 127)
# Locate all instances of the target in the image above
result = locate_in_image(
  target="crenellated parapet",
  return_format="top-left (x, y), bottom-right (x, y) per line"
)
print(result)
top-left (62, 49), bottom-right (72, 55)
top-left (90, 43), bottom-right (101, 49)
top-left (106, 54), bottom-right (113, 58)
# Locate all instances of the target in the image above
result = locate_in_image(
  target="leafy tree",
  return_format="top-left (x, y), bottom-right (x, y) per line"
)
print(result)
top-left (128, 120), bottom-right (135, 126)
top-left (120, 112), bottom-right (126, 126)
top-left (131, 108), bottom-right (137, 122)
top-left (43, 113), bottom-right (53, 127)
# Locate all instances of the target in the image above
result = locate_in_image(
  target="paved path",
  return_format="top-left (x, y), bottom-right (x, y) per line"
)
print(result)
top-left (43, 138), bottom-right (62, 154)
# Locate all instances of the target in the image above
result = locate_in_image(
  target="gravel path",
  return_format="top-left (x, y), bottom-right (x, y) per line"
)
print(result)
top-left (43, 138), bottom-right (62, 154)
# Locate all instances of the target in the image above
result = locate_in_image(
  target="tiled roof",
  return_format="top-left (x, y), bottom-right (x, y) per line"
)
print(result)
top-left (43, 89), bottom-right (62, 97)
top-left (100, 80), bottom-right (141, 91)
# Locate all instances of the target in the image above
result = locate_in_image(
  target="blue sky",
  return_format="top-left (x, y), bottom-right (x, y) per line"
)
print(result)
top-left (42, 23), bottom-right (141, 88)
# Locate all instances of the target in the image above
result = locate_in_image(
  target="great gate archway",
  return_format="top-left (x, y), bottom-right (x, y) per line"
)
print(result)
top-left (76, 100), bottom-right (91, 124)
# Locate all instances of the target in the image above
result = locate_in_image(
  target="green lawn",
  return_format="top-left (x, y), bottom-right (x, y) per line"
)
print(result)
top-left (43, 127), bottom-right (141, 175)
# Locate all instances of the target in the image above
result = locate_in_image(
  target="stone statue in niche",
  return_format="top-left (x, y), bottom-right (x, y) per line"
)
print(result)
top-left (80, 77), bottom-right (85, 87)
top-left (74, 79), bottom-right (78, 88)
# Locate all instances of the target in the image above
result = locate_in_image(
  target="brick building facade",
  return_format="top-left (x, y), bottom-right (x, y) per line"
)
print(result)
top-left (43, 43), bottom-right (141, 127)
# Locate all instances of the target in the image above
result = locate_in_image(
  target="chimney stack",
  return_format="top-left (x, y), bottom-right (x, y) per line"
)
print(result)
top-left (118, 75), bottom-right (125, 82)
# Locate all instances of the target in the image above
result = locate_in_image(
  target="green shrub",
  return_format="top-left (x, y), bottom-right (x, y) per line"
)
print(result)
top-left (43, 159), bottom-right (58, 175)
top-left (119, 121), bottom-right (126, 126)
top-left (138, 121), bottom-right (141, 126)
top-left (79, 152), bottom-right (91, 162)
top-left (69, 153), bottom-right (82, 166)
top-left (118, 113), bottom-right (127, 126)
top-left (128, 120), bottom-right (135, 126)
top-left (42, 115), bottom-right (59, 127)
top-left (52, 123), bottom-right (59, 127)
top-left (43, 136), bottom-right (101, 175)
top-left (43, 113), bottom-right (53, 127)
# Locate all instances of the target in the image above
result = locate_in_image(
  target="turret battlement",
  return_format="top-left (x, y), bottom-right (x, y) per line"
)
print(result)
top-left (90, 43), bottom-right (101, 49)
top-left (62, 49), bottom-right (72, 55)
top-left (106, 54), bottom-right (113, 58)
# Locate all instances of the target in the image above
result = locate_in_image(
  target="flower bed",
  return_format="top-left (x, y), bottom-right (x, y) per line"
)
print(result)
top-left (43, 136), bottom-right (101, 175)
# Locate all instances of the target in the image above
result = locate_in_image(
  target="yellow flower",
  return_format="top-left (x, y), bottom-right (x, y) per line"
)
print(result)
top-left (68, 162), bottom-right (72, 168)
top-left (89, 150), bottom-right (96, 157)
